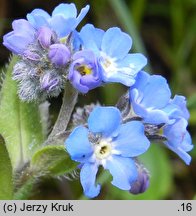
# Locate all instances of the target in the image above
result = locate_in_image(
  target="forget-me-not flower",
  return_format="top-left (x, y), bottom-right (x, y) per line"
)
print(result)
top-left (65, 106), bottom-right (150, 198)
top-left (129, 71), bottom-right (171, 124)
top-left (68, 50), bottom-right (103, 93)
top-left (80, 24), bottom-right (147, 86)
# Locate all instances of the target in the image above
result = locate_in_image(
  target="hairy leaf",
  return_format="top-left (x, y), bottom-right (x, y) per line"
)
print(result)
top-left (0, 56), bottom-right (44, 170)
top-left (0, 135), bottom-right (13, 199)
top-left (31, 145), bottom-right (77, 176)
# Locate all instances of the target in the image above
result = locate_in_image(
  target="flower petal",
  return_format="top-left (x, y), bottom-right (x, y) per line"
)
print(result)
top-left (117, 53), bottom-right (147, 75)
top-left (50, 16), bottom-right (77, 37)
top-left (164, 118), bottom-right (188, 147)
top-left (171, 95), bottom-right (190, 120)
top-left (65, 126), bottom-right (93, 163)
top-left (113, 121), bottom-right (150, 157)
top-left (12, 19), bottom-right (35, 38)
top-left (101, 27), bottom-right (132, 60)
top-left (75, 5), bottom-right (90, 25)
top-left (134, 72), bottom-right (171, 109)
top-left (165, 132), bottom-right (193, 165)
top-left (52, 3), bottom-right (77, 18)
top-left (164, 119), bottom-right (193, 165)
top-left (131, 93), bottom-right (170, 124)
top-left (80, 24), bottom-right (104, 54)
top-left (27, 9), bottom-right (50, 29)
top-left (88, 106), bottom-right (121, 137)
top-left (103, 156), bottom-right (137, 190)
top-left (3, 34), bottom-right (32, 54)
top-left (80, 163), bottom-right (101, 198)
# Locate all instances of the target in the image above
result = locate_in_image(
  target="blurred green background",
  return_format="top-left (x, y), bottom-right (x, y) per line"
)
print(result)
top-left (0, 0), bottom-right (196, 200)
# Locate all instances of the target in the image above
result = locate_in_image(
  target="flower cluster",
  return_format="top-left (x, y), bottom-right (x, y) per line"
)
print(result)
top-left (129, 71), bottom-right (193, 165)
top-left (3, 3), bottom-right (193, 199)
top-left (3, 3), bottom-right (146, 101)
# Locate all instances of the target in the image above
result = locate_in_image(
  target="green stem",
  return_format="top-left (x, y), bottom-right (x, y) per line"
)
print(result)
top-left (45, 82), bottom-right (78, 145)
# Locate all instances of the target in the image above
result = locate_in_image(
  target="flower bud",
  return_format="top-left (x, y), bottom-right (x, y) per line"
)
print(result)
top-left (130, 163), bottom-right (150, 194)
top-left (23, 50), bottom-right (41, 61)
top-left (40, 72), bottom-right (60, 92)
top-left (37, 27), bottom-right (57, 48)
top-left (48, 44), bottom-right (71, 66)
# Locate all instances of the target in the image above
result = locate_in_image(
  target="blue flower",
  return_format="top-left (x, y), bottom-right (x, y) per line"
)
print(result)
top-left (129, 71), bottom-right (171, 124)
top-left (163, 118), bottom-right (193, 165)
top-left (65, 106), bottom-right (150, 198)
top-left (80, 24), bottom-right (147, 86)
top-left (27, 3), bottom-right (90, 38)
top-left (68, 50), bottom-right (103, 93)
top-left (3, 19), bottom-right (36, 55)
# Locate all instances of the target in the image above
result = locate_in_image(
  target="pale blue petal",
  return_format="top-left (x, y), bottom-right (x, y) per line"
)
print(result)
top-left (164, 119), bottom-right (193, 165)
top-left (80, 163), bottom-right (101, 198)
top-left (161, 103), bottom-right (181, 119)
top-left (165, 134), bottom-right (193, 165)
top-left (103, 156), bottom-right (138, 190)
top-left (76, 5), bottom-right (90, 25)
top-left (27, 9), bottom-right (50, 29)
top-left (65, 126), bottom-right (93, 163)
top-left (101, 27), bottom-right (132, 60)
top-left (131, 89), bottom-right (170, 124)
top-left (52, 3), bottom-right (77, 18)
top-left (88, 107), bottom-right (121, 137)
top-left (172, 95), bottom-right (190, 120)
top-left (139, 75), bottom-right (171, 109)
top-left (102, 67), bottom-right (136, 86)
top-left (80, 24), bottom-right (104, 53)
top-left (102, 54), bottom-right (147, 86)
top-left (113, 121), bottom-right (150, 157)
top-left (130, 71), bottom-right (150, 99)
top-left (163, 118), bottom-right (188, 148)
top-left (181, 132), bottom-right (193, 152)
top-left (50, 16), bottom-right (77, 37)
top-left (117, 53), bottom-right (147, 72)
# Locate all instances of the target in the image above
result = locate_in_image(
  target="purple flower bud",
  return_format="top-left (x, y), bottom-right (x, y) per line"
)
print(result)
top-left (48, 44), bottom-right (71, 66)
top-left (37, 27), bottom-right (57, 48)
top-left (68, 50), bottom-right (102, 93)
top-left (40, 72), bottom-right (60, 92)
top-left (23, 50), bottom-right (41, 61)
top-left (130, 163), bottom-right (150, 194)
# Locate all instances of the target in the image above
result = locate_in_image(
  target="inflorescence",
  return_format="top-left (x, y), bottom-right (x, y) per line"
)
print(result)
top-left (3, 3), bottom-right (193, 198)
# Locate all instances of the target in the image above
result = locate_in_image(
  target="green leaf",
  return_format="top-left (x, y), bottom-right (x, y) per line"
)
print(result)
top-left (0, 56), bottom-right (44, 170)
top-left (31, 145), bottom-right (77, 176)
top-left (106, 144), bottom-right (173, 199)
top-left (0, 134), bottom-right (13, 199)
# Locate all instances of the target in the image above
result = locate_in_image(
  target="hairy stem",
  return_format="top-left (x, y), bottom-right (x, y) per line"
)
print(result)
top-left (45, 82), bottom-right (78, 145)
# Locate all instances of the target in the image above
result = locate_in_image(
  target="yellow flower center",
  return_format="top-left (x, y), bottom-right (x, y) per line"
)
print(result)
top-left (95, 140), bottom-right (112, 160)
top-left (77, 65), bottom-right (92, 76)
